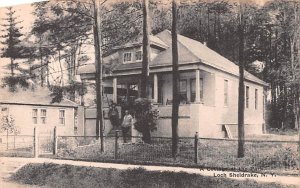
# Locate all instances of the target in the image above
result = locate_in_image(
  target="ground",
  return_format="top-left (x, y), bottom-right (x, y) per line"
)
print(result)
top-left (0, 157), bottom-right (299, 188)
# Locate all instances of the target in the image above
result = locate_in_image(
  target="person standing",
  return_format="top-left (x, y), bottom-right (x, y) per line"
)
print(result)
top-left (121, 110), bottom-right (133, 143)
top-left (108, 103), bottom-right (119, 130)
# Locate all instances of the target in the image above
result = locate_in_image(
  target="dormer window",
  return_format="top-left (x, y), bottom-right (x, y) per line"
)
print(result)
top-left (136, 50), bottom-right (142, 61)
top-left (123, 52), bottom-right (132, 63)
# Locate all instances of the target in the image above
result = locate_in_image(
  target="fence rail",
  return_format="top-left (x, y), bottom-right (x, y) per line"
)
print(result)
top-left (1, 128), bottom-right (299, 175)
top-left (55, 133), bottom-right (299, 174)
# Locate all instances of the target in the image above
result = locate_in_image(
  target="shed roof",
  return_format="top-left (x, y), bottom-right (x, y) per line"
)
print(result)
top-left (0, 87), bottom-right (78, 108)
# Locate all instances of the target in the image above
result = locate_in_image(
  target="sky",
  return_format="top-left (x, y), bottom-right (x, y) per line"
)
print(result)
top-left (0, 0), bottom-right (271, 78)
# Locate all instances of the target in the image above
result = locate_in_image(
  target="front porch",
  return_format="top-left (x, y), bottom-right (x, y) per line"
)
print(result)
top-left (103, 69), bottom-right (224, 138)
top-left (106, 69), bottom-right (216, 107)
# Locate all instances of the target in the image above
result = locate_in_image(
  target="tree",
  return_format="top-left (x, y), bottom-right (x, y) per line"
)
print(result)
top-left (0, 115), bottom-right (19, 150)
top-left (141, 0), bottom-right (150, 98)
top-left (237, 2), bottom-right (245, 158)
top-left (93, 0), bottom-right (105, 151)
top-left (171, 0), bottom-right (179, 159)
top-left (1, 7), bottom-right (24, 76)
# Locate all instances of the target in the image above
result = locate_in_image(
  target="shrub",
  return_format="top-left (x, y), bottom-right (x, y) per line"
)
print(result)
top-left (132, 98), bottom-right (159, 143)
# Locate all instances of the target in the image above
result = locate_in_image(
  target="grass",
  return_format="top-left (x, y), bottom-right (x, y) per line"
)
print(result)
top-left (56, 136), bottom-right (299, 175)
top-left (11, 163), bottom-right (296, 188)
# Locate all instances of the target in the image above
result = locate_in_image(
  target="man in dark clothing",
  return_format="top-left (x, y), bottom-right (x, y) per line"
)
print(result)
top-left (108, 103), bottom-right (119, 130)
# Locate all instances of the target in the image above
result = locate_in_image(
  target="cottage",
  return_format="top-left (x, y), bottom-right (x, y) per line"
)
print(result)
top-left (0, 87), bottom-right (79, 136)
top-left (78, 30), bottom-right (268, 138)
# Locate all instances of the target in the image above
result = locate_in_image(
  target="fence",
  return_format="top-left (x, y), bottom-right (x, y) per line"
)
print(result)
top-left (55, 132), bottom-right (300, 174)
top-left (0, 134), bottom-right (34, 157)
top-left (1, 128), bottom-right (298, 174)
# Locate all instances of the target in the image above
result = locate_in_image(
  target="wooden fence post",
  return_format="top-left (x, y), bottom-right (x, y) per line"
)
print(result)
top-left (34, 127), bottom-right (38, 158)
top-left (114, 130), bottom-right (119, 160)
top-left (53, 126), bottom-right (57, 155)
top-left (194, 132), bottom-right (199, 164)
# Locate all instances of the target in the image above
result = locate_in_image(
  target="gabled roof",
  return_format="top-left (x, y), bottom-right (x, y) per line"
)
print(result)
top-left (78, 30), bottom-right (267, 86)
top-left (0, 87), bottom-right (78, 108)
top-left (113, 35), bottom-right (169, 50)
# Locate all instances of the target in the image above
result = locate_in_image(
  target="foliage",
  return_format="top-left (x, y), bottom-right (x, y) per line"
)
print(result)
top-left (1, 76), bottom-right (30, 92)
top-left (132, 98), bottom-right (159, 143)
top-left (0, 115), bottom-right (19, 135)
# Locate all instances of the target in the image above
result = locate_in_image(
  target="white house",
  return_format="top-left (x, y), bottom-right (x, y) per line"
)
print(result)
top-left (78, 30), bottom-right (268, 138)
top-left (0, 87), bottom-right (79, 136)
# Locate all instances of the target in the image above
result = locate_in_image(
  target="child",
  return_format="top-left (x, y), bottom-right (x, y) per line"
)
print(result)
top-left (121, 110), bottom-right (132, 143)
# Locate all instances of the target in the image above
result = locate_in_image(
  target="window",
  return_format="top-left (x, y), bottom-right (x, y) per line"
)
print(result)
top-left (190, 78), bottom-right (204, 102)
top-left (179, 80), bottom-right (187, 103)
top-left (123, 52), bottom-right (132, 63)
top-left (224, 80), bottom-right (229, 106)
top-left (59, 110), bottom-right (65, 125)
top-left (135, 50), bottom-right (142, 61)
top-left (246, 86), bottom-right (249, 108)
top-left (32, 109), bottom-right (38, 124)
top-left (255, 89), bottom-right (258, 110)
top-left (40, 109), bottom-right (47, 124)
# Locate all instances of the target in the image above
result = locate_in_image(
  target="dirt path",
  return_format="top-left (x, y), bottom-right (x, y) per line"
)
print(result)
top-left (0, 158), bottom-right (40, 188)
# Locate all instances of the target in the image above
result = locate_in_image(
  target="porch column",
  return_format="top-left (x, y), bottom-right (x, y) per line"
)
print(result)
top-left (113, 77), bottom-right (117, 103)
top-left (153, 74), bottom-right (158, 103)
top-left (195, 69), bottom-right (201, 103)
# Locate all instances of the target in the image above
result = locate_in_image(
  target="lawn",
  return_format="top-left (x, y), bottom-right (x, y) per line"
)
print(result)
top-left (56, 136), bottom-right (299, 175)
top-left (11, 163), bottom-right (296, 188)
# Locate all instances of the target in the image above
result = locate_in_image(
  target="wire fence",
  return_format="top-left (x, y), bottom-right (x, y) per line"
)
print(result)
top-left (55, 133), bottom-right (299, 174)
top-left (0, 135), bottom-right (34, 157)
top-left (0, 130), bottom-right (298, 174)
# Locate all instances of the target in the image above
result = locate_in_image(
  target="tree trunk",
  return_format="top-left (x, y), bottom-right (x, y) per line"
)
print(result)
top-left (171, 0), bottom-right (179, 159)
top-left (40, 46), bottom-right (44, 87)
top-left (58, 49), bottom-right (64, 87)
top-left (237, 3), bottom-right (245, 158)
top-left (10, 58), bottom-right (14, 76)
top-left (93, 0), bottom-right (104, 152)
top-left (141, 0), bottom-right (150, 99)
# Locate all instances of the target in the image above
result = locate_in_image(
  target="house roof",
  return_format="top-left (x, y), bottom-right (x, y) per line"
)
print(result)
top-left (78, 30), bottom-right (267, 86)
top-left (0, 87), bottom-right (78, 108)
top-left (113, 35), bottom-right (169, 50)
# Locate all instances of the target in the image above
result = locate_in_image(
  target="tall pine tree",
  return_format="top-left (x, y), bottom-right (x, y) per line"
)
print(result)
top-left (1, 7), bottom-right (23, 76)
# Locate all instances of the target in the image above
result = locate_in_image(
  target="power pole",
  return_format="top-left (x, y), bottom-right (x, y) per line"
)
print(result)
top-left (171, 0), bottom-right (179, 159)
top-left (93, 0), bottom-right (104, 152)
top-left (141, 0), bottom-right (150, 98)
top-left (237, 1), bottom-right (245, 158)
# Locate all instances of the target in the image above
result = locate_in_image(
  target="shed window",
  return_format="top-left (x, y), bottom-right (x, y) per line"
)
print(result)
top-left (40, 109), bottom-right (47, 124)
top-left (190, 78), bottom-right (204, 102)
top-left (32, 109), bottom-right (38, 124)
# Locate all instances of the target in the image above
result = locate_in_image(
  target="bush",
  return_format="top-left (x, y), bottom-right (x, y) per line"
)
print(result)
top-left (132, 98), bottom-right (159, 143)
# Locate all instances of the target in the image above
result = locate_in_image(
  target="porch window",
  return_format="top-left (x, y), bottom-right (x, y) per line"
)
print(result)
top-left (224, 80), bottom-right (228, 106)
top-left (246, 86), bottom-right (249, 108)
top-left (123, 52), bottom-right (132, 63)
top-left (255, 89), bottom-right (258, 110)
top-left (179, 80), bottom-right (187, 103)
top-left (59, 110), bottom-right (65, 125)
top-left (40, 109), bottom-right (47, 124)
top-left (190, 78), bottom-right (203, 102)
top-left (32, 109), bottom-right (38, 124)
top-left (135, 50), bottom-right (142, 61)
